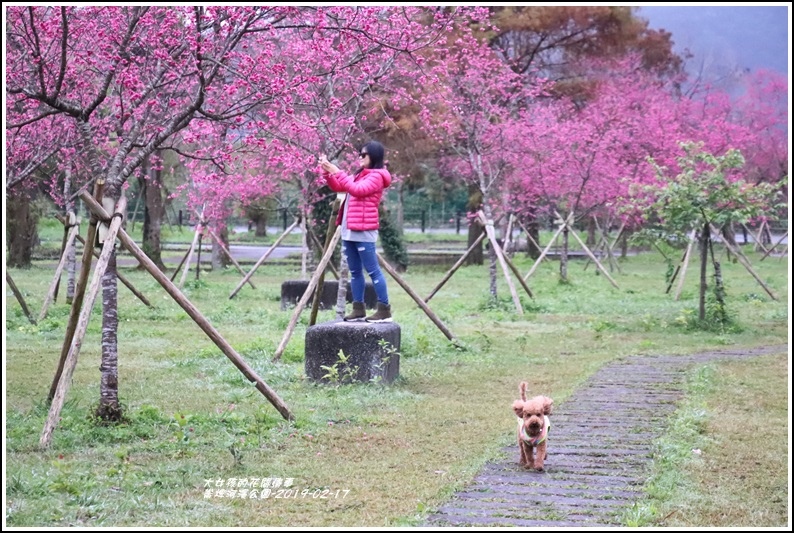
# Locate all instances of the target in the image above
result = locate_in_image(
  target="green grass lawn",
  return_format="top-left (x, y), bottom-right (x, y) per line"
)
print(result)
top-left (5, 245), bottom-right (789, 526)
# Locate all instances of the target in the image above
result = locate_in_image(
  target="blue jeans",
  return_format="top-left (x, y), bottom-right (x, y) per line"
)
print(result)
top-left (343, 240), bottom-right (389, 305)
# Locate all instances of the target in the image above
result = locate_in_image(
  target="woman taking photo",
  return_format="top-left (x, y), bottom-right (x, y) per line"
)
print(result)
top-left (319, 141), bottom-right (393, 323)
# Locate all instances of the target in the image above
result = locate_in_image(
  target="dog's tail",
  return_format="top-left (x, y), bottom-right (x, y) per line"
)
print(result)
top-left (519, 381), bottom-right (528, 402)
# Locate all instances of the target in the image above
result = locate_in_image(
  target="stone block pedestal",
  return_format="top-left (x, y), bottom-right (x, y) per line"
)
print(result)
top-left (305, 320), bottom-right (400, 384)
top-left (281, 280), bottom-right (377, 311)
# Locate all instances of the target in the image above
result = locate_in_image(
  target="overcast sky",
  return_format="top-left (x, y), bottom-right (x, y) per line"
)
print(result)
top-left (637, 4), bottom-right (790, 77)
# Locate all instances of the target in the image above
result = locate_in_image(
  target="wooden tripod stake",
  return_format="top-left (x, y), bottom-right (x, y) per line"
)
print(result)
top-left (47, 179), bottom-right (105, 403)
top-left (39, 224), bottom-right (80, 322)
top-left (178, 204), bottom-right (205, 289)
top-left (477, 210), bottom-right (523, 314)
top-left (376, 252), bottom-right (457, 343)
top-left (523, 212), bottom-right (619, 290)
top-left (78, 192), bottom-right (294, 422)
top-left (552, 211), bottom-right (619, 289)
top-left (309, 196), bottom-right (342, 326)
top-left (41, 194), bottom-right (128, 447)
top-left (229, 217), bottom-right (301, 299)
top-left (273, 227), bottom-right (342, 361)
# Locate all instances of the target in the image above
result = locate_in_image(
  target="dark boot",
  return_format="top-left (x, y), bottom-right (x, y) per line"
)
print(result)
top-left (344, 301), bottom-right (366, 322)
top-left (365, 302), bottom-right (392, 323)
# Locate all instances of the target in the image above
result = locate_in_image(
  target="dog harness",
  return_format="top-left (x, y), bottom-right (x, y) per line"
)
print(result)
top-left (518, 415), bottom-right (550, 446)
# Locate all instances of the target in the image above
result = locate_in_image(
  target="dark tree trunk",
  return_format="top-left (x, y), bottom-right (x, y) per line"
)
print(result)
top-left (709, 237), bottom-right (727, 326)
top-left (396, 182), bottom-right (405, 232)
top-left (560, 226), bottom-right (569, 282)
top-left (466, 218), bottom-right (484, 266)
top-left (586, 216), bottom-right (596, 247)
top-left (141, 154), bottom-right (166, 271)
top-left (721, 223), bottom-right (739, 263)
top-left (620, 228), bottom-right (630, 258)
top-left (96, 246), bottom-right (122, 422)
top-left (254, 216), bottom-right (268, 237)
top-left (525, 212), bottom-right (541, 259)
top-left (465, 184), bottom-right (483, 266)
top-left (699, 222), bottom-right (709, 322)
top-left (6, 189), bottom-right (39, 269)
top-left (211, 222), bottom-right (231, 270)
top-left (487, 241), bottom-right (498, 300)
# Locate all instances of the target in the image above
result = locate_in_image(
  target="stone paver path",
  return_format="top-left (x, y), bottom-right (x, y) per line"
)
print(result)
top-left (424, 345), bottom-right (786, 527)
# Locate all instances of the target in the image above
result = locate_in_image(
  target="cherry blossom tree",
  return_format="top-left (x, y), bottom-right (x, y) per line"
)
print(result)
top-left (728, 69), bottom-right (788, 204)
top-left (630, 142), bottom-right (781, 326)
top-left (417, 18), bottom-right (549, 299)
top-left (502, 56), bottom-right (685, 276)
top-left (5, 5), bottom-right (477, 420)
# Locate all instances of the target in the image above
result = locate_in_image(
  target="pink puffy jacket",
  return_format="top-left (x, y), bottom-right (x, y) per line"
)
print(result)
top-left (324, 167), bottom-right (392, 231)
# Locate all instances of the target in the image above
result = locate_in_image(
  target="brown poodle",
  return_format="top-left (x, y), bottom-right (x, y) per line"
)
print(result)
top-left (512, 381), bottom-right (553, 471)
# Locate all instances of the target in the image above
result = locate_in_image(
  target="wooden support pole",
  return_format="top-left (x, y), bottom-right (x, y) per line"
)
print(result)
top-left (582, 231), bottom-right (606, 272)
top-left (54, 214), bottom-right (151, 307)
top-left (567, 226), bottom-right (620, 289)
top-left (584, 218), bottom-right (623, 274)
top-left (498, 246), bottom-right (535, 300)
top-left (205, 226), bottom-right (256, 289)
top-left (377, 252), bottom-right (457, 343)
top-left (48, 179), bottom-right (105, 403)
top-left (523, 223), bottom-right (566, 282)
top-left (6, 272), bottom-right (37, 324)
top-left (503, 213), bottom-right (515, 256)
top-left (556, 211), bottom-right (620, 290)
top-left (309, 198), bottom-right (342, 327)
top-left (753, 220), bottom-right (770, 253)
top-left (711, 224), bottom-right (750, 265)
top-left (664, 242), bottom-right (689, 294)
top-left (195, 232), bottom-right (204, 282)
top-left (129, 185), bottom-right (143, 232)
top-left (41, 195), bottom-right (127, 448)
top-left (709, 227), bottom-right (778, 300)
top-left (179, 212), bottom-right (204, 289)
top-left (740, 222), bottom-right (768, 253)
top-left (308, 226), bottom-right (339, 280)
top-left (425, 230), bottom-right (486, 303)
top-left (674, 230), bottom-right (697, 301)
top-left (38, 225), bottom-right (80, 322)
top-left (229, 218), bottom-right (301, 299)
top-left (478, 211), bottom-right (523, 314)
top-left (79, 232), bottom-right (151, 306)
top-left (601, 220), bottom-right (623, 274)
top-left (273, 227), bottom-right (342, 361)
top-left (53, 214), bottom-right (73, 302)
top-left (515, 219), bottom-right (548, 262)
top-left (170, 247), bottom-right (192, 282)
top-left (655, 242), bottom-right (671, 262)
top-left (79, 192), bottom-right (294, 421)
top-left (760, 231), bottom-right (787, 262)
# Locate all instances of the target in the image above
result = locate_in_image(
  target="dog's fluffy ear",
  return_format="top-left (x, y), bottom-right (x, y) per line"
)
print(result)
top-left (512, 400), bottom-right (524, 418)
top-left (542, 396), bottom-right (554, 416)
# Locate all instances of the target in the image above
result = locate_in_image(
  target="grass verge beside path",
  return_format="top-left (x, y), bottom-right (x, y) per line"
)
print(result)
top-left (624, 352), bottom-right (789, 527)
top-left (5, 249), bottom-right (789, 527)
